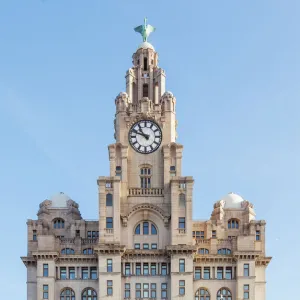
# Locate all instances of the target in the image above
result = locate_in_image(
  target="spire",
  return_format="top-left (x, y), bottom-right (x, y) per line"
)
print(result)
top-left (134, 18), bottom-right (156, 42)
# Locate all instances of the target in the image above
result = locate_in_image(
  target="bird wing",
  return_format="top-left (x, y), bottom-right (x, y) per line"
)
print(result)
top-left (147, 25), bottom-right (156, 33)
top-left (134, 25), bottom-right (144, 34)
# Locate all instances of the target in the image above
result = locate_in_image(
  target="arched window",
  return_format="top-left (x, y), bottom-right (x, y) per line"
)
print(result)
top-left (179, 193), bottom-right (186, 207)
top-left (82, 288), bottom-right (97, 300)
top-left (143, 84), bottom-right (149, 97)
top-left (134, 221), bottom-right (158, 235)
top-left (143, 57), bottom-right (148, 71)
top-left (106, 193), bottom-right (113, 206)
top-left (198, 248), bottom-right (209, 254)
top-left (217, 248), bottom-right (232, 255)
top-left (53, 218), bottom-right (65, 229)
top-left (61, 288), bottom-right (75, 300)
top-left (61, 248), bottom-right (75, 255)
top-left (217, 288), bottom-right (232, 300)
top-left (83, 248), bottom-right (93, 255)
top-left (228, 219), bottom-right (239, 229)
top-left (140, 166), bottom-right (151, 188)
top-left (195, 288), bottom-right (210, 300)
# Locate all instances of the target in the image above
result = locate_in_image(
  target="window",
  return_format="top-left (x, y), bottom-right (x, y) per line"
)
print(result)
top-left (198, 248), bottom-right (209, 254)
top-left (256, 230), bottom-right (261, 241)
top-left (106, 193), bottom-right (113, 206)
top-left (136, 263), bottom-right (141, 275)
top-left (61, 288), bottom-right (75, 300)
top-left (115, 166), bottom-right (122, 178)
top-left (212, 230), bottom-right (217, 238)
top-left (161, 263), bottom-right (167, 275)
top-left (228, 219), bottom-right (239, 229)
top-left (195, 288), bottom-right (210, 300)
top-left (244, 264), bottom-right (249, 277)
top-left (135, 224), bottom-right (140, 235)
top-left (204, 267), bottom-right (210, 279)
top-left (43, 264), bottom-right (48, 277)
top-left (105, 182), bottom-right (112, 188)
top-left (170, 165), bottom-right (176, 176)
top-left (179, 280), bottom-right (185, 295)
top-left (90, 267), bottom-right (97, 279)
top-left (43, 285), bottom-right (48, 299)
top-left (76, 230), bottom-right (80, 237)
top-left (218, 248), bottom-right (232, 255)
top-left (217, 288), bottom-right (232, 300)
top-left (151, 263), bottom-right (156, 275)
top-left (143, 57), bottom-right (148, 71)
top-left (143, 263), bottom-right (149, 275)
top-left (143, 243), bottom-right (149, 249)
top-left (107, 259), bottom-right (113, 272)
top-left (151, 283), bottom-right (156, 298)
top-left (60, 267), bottom-right (67, 279)
top-left (134, 243), bottom-right (140, 249)
top-left (244, 284), bottom-right (249, 299)
top-left (69, 267), bottom-right (75, 279)
top-left (83, 248), bottom-right (93, 255)
top-left (226, 267), bottom-right (232, 279)
top-left (179, 217), bottom-right (185, 229)
top-left (33, 230), bottom-right (37, 241)
top-left (179, 182), bottom-right (186, 189)
top-left (151, 224), bottom-right (157, 234)
top-left (179, 193), bottom-right (186, 207)
top-left (82, 288), bottom-right (97, 300)
top-left (161, 283), bottom-right (167, 298)
top-left (151, 243), bottom-right (157, 249)
top-left (107, 280), bottom-right (113, 295)
top-left (82, 267), bottom-right (88, 279)
top-left (92, 231), bottom-right (99, 238)
top-left (135, 221), bottom-right (157, 235)
top-left (136, 283), bottom-right (141, 298)
top-left (179, 259), bottom-right (185, 272)
top-left (125, 283), bottom-right (130, 298)
top-left (195, 267), bottom-right (201, 279)
top-left (53, 218), bottom-right (65, 229)
top-left (143, 283), bottom-right (149, 298)
top-left (217, 267), bottom-right (223, 279)
top-left (125, 263), bottom-right (131, 276)
top-left (106, 217), bottom-right (113, 229)
top-left (140, 167), bottom-right (151, 187)
top-left (61, 248), bottom-right (75, 255)
top-left (143, 222), bottom-right (149, 234)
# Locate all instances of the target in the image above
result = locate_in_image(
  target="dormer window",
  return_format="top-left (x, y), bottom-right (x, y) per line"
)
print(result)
top-left (53, 218), bottom-right (65, 229)
top-left (143, 84), bottom-right (149, 97)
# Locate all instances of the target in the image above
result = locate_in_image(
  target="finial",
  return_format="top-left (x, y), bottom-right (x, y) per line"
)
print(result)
top-left (134, 17), bottom-right (156, 42)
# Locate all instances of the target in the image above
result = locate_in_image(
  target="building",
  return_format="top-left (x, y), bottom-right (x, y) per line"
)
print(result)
top-left (21, 19), bottom-right (271, 300)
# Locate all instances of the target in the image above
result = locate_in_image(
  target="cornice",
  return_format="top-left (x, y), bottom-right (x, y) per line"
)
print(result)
top-left (57, 255), bottom-right (98, 264)
top-left (21, 256), bottom-right (37, 267)
top-left (166, 245), bottom-right (197, 255)
top-left (94, 244), bottom-right (126, 255)
top-left (122, 249), bottom-right (168, 260)
top-left (256, 256), bottom-right (272, 266)
top-left (194, 255), bottom-right (236, 264)
top-left (32, 251), bottom-right (59, 260)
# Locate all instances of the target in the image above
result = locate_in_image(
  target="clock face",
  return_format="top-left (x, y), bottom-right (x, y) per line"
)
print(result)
top-left (128, 120), bottom-right (162, 154)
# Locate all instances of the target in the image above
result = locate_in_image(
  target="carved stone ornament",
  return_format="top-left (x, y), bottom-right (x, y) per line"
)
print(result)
top-left (126, 112), bottom-right (157, 128)
top-left (121, 216), bottom-right (128, 227)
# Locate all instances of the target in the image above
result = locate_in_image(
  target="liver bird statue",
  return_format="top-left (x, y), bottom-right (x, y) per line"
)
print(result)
top-left (134, 18), bottom-right (156, 42)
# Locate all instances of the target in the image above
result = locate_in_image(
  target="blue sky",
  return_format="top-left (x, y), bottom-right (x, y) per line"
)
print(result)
top-left (0, 0), bottom-right (298, 298)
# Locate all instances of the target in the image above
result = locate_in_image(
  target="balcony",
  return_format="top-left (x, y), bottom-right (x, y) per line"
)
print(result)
top-left (128, 188), bottom-right (163, 196)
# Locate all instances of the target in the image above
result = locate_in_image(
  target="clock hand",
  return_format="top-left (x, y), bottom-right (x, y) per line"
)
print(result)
top-left (137, 130), bottom-right (149, 140)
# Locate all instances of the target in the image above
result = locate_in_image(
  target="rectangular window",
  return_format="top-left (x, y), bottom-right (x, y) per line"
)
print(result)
top-left (161, 263), bottom-right (167, 275)
top-left (151, 283), bottom-right (156, 298)
top-left (43, 285), bottom-right (48, 299)
top-left (179, 259), bottom-right (185, 272)
top-left (107, 259), bottom-right (113, 272)
top-left (87, 231), bottom-right (92, 238)
top-left (151, 263), bottom-right (156, 275)
top-left (125, 263), bottom-right (131, 276)
top-left (90, 267), bottom-right (97, 279)
top-left (81, 267), bottom-right (88, 279)
top-left (143, 283), bottom-right (149, 298)
top-left (76, 230), bottom-right (80, 237)
top-left (143, 263), bottom-right (149, 275)
top-left (143, 243), bottom-right (149, 249)
top-left (107, 280), bottom-right (113, 296)
top-left (179, 217), bottom-right (186, 229)
top-left (200, 231), bottom-right (205, 239)
top-left (60, 267), bottom-right (67, 279)
top-left (92, 231), bottom-right (98, 238)
top-left (136, 263), bottom-right (141, 275)
top-left (106, 217), bottom-right (113, 229)
top-left (69, 267), bottom-right (75, 279)
top-left (143, 222), bottom-right (149, 234)
top-left (135, 283), bottom-right (141, 298)
top-left (33, 230), bottom-right (37, 241)
top-left (244, 284), bottom-right (250, 299)
top-left (244, 264), bottom-right (249, 277)
top-left (217, 267), bottom-right (223, 279)
top-left (225, 267), bottom-right (232, 280)
top-left (204, 267), bottom-right (210, 279)
top-left (179, 280), bottom-right (185, 295)
top-left (125, 283), bottom-right (130, 298)
top-left (195, 267), bottom-right (201, 279)
top-left (134, 243), bottom-right (140, 249)
top-left (161, 283), bottom-right (167, 298)
top-left (212, 230), bottom-right (217, 238)
top-left (43, 264), bottom-right (48, 277)
top-left (256, 230), bottom-right (261, 241)
top-left (151, 243), bottom-right (157, 249)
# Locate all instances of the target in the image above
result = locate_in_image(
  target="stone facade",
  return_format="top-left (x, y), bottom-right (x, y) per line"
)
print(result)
top-left (22, 40), bottom-right (271, 300)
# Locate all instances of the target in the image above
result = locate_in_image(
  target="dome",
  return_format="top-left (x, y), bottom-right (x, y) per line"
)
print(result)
top-left (49, 192), bottom-right (71, 208)
top-left (137, 41), bottom-right (155, 51)
top-left (221, 192), bottom-right (245, 209)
